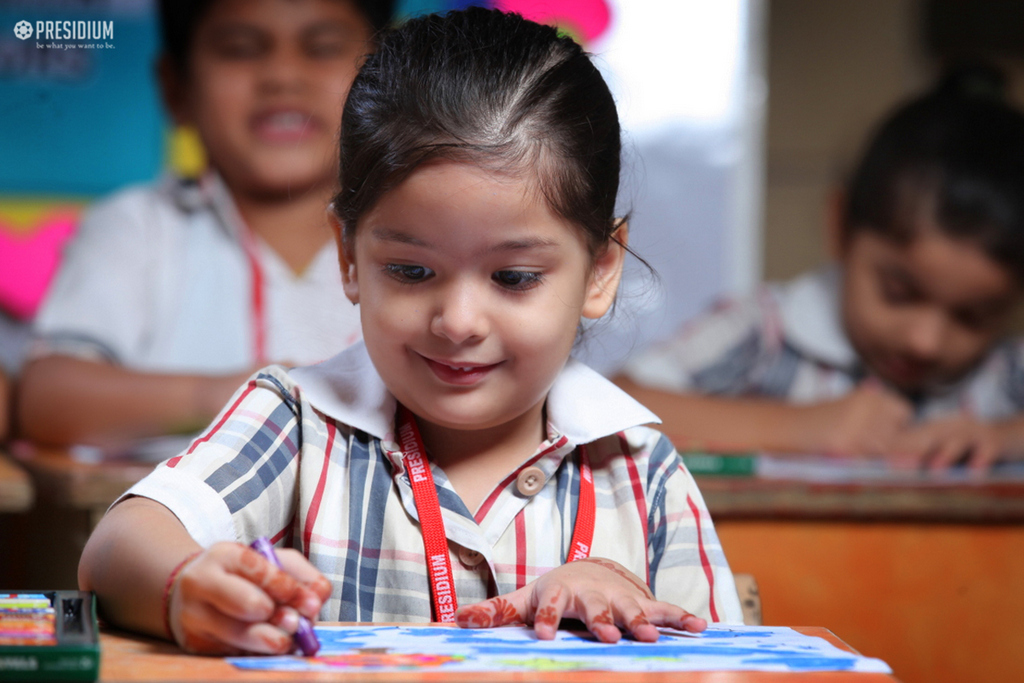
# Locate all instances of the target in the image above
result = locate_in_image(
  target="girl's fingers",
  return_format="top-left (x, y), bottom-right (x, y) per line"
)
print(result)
top-left (929, 438), bottom-right (968, 471)
top-left (179, 600), bottom-right (292, 655)
top-left (232, 547), bottom-right (304, 604)
top-left (637, 599), bottom-right (707, 633)
top-left (268, 606), bottom-right (300, 635)
top-left (967, 439), bottom-right (1000, 472)
top-left (190, 570), bottom-right (279, 622)
top-left (530, 585), bottom-right (571, 640)
top-left (610, 595), bottom-right (658, 642)
top-left (455, 592), bottom-right (527, 629)
top-left (276, 548), bottom-right (333, 603)
top-left (573, 590), bottom-right (621, 643)
top-left (229, 547), bottom-right (323, 618)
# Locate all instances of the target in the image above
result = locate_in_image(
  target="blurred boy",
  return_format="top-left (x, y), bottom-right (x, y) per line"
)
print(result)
top-left (18, 0), bottom-right (393, 448)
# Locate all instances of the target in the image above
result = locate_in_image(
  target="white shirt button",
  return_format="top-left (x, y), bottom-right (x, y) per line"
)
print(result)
top-left (516, 466), bottom-right (545, 496)
top-left (458, 547), bottom-right (484, 567)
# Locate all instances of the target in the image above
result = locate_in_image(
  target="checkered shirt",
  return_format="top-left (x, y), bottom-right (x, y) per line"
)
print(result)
top-left (624, 267), bottom-right (1024, 421)
top-left (124, 342), bottom-right (743, 624)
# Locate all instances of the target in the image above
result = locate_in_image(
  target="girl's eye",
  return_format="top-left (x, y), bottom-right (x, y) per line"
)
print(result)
top-left (209, 30), bottom-right (268, 59)
top-left (493, 270), bottom-right (542, 290)
top-left (879, 275), bottom-right (919, 305)
top-left (384, 263), bottom-right (433, 283)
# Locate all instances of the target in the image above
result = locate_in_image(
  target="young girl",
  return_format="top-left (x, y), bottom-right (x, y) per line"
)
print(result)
top-left (78, 8), bottom-right (742, 654)
top-left (17, 0), bottom-right (391, 449)
top-left (617, 66), bottom-right (1024, 470)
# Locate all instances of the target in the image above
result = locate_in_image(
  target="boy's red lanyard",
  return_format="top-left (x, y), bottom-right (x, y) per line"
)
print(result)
top-left (396, 405), bottom-right (596, 622)
top-left (239, 226), bottom-right (267, 364)
top-left (202, 174), bottom-right (267, 365)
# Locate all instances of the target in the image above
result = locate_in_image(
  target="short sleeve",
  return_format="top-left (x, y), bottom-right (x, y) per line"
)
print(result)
top-left (644, 433), bottom-right (743, 624)
top-left (622, 293), bottom-right (769, 396)
top-left (31, 188), bottom-right (162, 364)
top-left (120, 367), bottom-right (305, 547)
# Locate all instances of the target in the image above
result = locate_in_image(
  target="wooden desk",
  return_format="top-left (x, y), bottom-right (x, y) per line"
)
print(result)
top-left (2, 445), bottom-right (155, 590)
top-left (99, 625), bottom-right (900, 682)
top-left (695, 466), bottom-right (1024, 683)
top-left (10, 444), bottom-right (155, 525)
top-left (0, 449), bottom-right (33, 512)
top-left (9, 445), bottom-right (1020, 682)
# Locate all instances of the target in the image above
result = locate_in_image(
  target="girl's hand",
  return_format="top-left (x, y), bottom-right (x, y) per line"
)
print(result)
top-left (168, 542), bottom-right (331, 655)
top-left (454, 557), bottom-right (706, 643)
top-left (892, 415), bottom-right (1002, 471)
top-left (800, 380), bottom-right (914, 457)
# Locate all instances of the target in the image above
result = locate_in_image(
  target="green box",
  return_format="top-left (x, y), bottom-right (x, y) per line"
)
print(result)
top-left (0, 592), bottom-right (99, 682)
top-left (682, 453), bottom-right (757, 477)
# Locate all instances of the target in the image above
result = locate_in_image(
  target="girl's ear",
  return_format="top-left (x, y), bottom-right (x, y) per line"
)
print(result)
top-left (582, 221), bottom-right (629, 320)
top-left (328, 211), bottom-right (359, 305)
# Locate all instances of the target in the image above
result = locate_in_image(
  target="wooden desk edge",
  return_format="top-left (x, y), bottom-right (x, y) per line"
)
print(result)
top-left (0, 450), bottom-right (34, 512)
top-left (696, 475), bottom-right (1024, 523)
top-left (11, 444), bottom-right (155, 509)
top-left (99, 624), bottom-right (901, 682)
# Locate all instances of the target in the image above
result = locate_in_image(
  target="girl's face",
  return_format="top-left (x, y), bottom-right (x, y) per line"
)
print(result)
top-left (169, 0), bottom-right (372, 198)
top-left (335, 161), bottom-right (624, 436)
top-left (841, 227), bottom-right (1018, 393)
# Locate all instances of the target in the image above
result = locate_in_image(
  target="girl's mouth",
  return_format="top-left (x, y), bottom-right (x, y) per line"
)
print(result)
top-left (421, 356), bottom-right (502, 386)
top-left (251, 109), bottom-right (321, 143)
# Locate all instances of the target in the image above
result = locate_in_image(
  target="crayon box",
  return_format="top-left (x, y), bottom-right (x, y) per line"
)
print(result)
top-left (0, 591), bottom-right (99, 681)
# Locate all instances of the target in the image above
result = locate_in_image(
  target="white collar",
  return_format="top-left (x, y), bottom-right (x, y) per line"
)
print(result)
top-left (167, 172), bottom-right (247, 244)
top-left (289, 341), bottom-right (660, 446)
top-left (777, 265), bottom-right (859, 370)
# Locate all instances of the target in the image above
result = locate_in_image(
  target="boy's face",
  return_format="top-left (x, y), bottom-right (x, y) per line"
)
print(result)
top-left (840, 224), bottom-right (1018, 393)
top-left (173, 0), bottom-right (372, 198)
top-left (334, 161), bottom-right (624, 437)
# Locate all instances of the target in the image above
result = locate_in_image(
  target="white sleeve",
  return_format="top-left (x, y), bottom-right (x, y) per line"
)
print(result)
top-left (31, 187), bottom-right (163, 364)
top-left (622, 294), bottom-right (768, 395)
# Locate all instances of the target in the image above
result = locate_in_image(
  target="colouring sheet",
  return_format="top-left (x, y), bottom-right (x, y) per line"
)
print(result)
top-left (229, 625), bottom-right (892, 674)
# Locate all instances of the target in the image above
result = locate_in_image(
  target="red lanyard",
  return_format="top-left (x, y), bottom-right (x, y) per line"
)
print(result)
top-left (239, 229), bottom-right (267, 365)
top-left (205, 174), bottom-right (267, 365)
top-left (396, 405), bottom-right (596, 622)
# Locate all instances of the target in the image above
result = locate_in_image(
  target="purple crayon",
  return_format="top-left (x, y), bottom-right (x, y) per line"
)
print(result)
top-left (249, 537), bottom-right (321, 656)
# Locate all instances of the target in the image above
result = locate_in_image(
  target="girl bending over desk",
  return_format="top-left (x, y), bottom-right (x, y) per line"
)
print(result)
top-left (617, 66), bottom-right (1024, 471)
top-left (79, 8), bottom-right (742, 656)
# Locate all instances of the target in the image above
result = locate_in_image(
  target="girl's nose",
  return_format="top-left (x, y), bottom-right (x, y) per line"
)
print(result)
top-left (430, 282), bottom-right (489, 344)
top-left (259, 46), bottom-right (307, 92)
top-left (904, 309), bottom-right (946, 360)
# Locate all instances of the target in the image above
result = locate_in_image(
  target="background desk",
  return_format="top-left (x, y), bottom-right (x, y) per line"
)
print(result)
top-left (697, 470), bottom-right (1024, 683)
top-left (98, 625), bottom-right (900, 682)
top-left (1, 444), bottom-right (155, 590)
top-left (0, 449), bottom-right (33, 512)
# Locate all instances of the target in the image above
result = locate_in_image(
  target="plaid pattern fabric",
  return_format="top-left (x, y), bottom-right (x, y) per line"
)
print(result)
top-left (624, 267), bottom-right (1024, 421)
top-left (125, 344), bottom-right (743, 624)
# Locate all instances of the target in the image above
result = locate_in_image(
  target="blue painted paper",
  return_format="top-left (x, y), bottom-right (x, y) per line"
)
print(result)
top-left (229, 624), bottom-right (893, 673)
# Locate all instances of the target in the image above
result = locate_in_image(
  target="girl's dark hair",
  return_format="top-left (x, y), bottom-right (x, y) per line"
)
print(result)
top-left (159, 0), bottom-right (395, 71)
top-left (333, 7), bottom-right (623, 256)
top-left (844, 63), bottom-right (1024, 280)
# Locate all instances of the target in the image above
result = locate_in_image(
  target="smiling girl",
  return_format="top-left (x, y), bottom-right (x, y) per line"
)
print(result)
top-left (78, 7), bottom-right (742, 655)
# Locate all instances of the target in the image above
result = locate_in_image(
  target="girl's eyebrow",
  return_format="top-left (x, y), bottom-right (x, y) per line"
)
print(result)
top-left (371, 228), bottom-right (559, 252)
top-left (371, 227), bottom-right (430, 246)
top-left (487, 237), bottom-right (560, 253)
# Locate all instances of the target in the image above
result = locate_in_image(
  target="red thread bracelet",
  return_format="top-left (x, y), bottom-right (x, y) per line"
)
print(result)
top-left (162, 551), bottom-right (202, 642)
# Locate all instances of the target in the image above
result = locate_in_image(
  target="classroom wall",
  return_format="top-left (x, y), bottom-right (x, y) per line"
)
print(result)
top-left (762, 0), bottom-right (932, 282)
